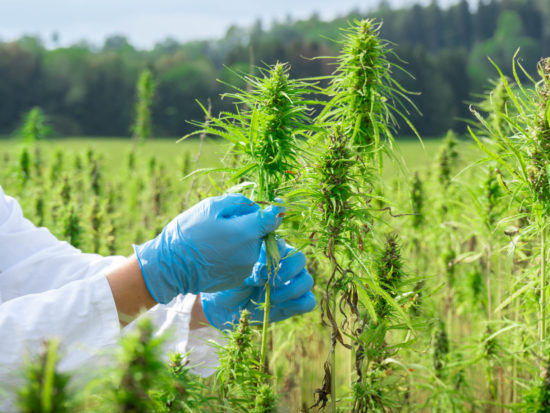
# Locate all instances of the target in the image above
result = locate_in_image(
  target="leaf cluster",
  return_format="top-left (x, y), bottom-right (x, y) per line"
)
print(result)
top-left (17, 340), bottom-right (72, 413)
top-left (184, 62), bottom-right (314, 203)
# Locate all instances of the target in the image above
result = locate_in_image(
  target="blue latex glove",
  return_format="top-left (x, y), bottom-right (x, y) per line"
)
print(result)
top-left (134, 193), bottom-right (284, 304)
top-left (201, 239), bottom-right (316, 330)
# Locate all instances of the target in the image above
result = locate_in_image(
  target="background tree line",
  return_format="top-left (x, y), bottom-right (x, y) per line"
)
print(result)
top-left (0, 0), bottom-right (548, 139)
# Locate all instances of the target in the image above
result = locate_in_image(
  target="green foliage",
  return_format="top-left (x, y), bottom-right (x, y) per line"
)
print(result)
top-left (186, 62), bottom-right (312, 203)
top-left (1, 1), bottom-right (547, 138)
top-left (214, 310), bottom-right (273, 411)
top-left (410, 172), bottom-right (424, 228)
top-left (375, 234), bottom-right (406, 317)
top-left (19, 147), bottom-right (31, 183)
top-left (17, 340), bottom-right (72, 413)
top-left (433, 322), bottom-right (450, 379)
top-left (5, 16), bottom-right (550, 412)
top-left (523, 361), bottom-right (550, 412)
top-left (133, 70), bottom-right (156, 144)
top-left (63, 205), bottom-right (82, 249)
top-left (110, 318), bottom-right (168, 412)
top-left (319, 19), bottom-right (415, 154)
top-left (185, 61), bottom-right (315, 371)
top-left (18, 107), bottom-right (54, 143)
top-left (300, 19), bottom-right (417, 412)
top-left (154, 353), bottom-right (210, 412)
top-left (437, 130), bottom-right (459, 188)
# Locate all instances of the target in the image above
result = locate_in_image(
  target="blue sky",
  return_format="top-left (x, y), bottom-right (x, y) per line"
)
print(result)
top-left (1, 0), bottom-right (465, 49)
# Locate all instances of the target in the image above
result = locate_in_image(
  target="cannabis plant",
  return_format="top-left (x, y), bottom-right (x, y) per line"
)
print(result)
top-left (306, 19), bottom-right (416, 411)
top-left (470, 57), bottom-right (550, 359)
top-left (110, 318), bottom-right (167, 412)
top-left (214, 310), bottom-right (274, 412)
top-left (19, 107), bottom-right (53, 143)
top-left (133, 69), bottom-right (156, 144)
top-left (318, 19), bottom-right (417, 164)
top-left (184, 62), bottom-right (314, 368)
top-left (17, 340), bottom-right (72, 413)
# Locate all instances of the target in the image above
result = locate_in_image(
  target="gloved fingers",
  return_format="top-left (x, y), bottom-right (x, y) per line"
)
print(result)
top-left (246, 240), bottom-right (305, 287)
top-left (270, 269), bottom-right (314, 304)
top-left (269, 291), bottom-right (316, 323)
top-left (256, 199), bottom-right (286, 237)
top-left (201, 287), bottom-right (254, 330)
top-left (215, 193), bottom-right (260, 218)
top-left (273, 248), bottom-right (306, 286)
top-left (244, 261), bottom-right (267, 286)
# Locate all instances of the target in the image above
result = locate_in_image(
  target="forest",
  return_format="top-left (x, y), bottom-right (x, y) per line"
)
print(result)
top-left (0, 0), bottom-right (548, 138)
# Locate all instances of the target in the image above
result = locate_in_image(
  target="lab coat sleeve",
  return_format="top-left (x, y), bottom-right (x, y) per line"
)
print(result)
top-left (0, 184), bottom-right (127, 302)
top-left (128, 294), bottom-right (225, 377)
top-left (0, 185), bottom-right (222, 383)
top-left (0, 273), bottom-right (120, 401)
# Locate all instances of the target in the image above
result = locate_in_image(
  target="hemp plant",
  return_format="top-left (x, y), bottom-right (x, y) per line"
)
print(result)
top-left (307, 128), bottom-right (363, 411)
top-left (17, 340), bottom-right (72, 413)
top-left (155, 352), bottom-right (209, 412)
top-left (306, 18), bottom-right (416, 411)
top-left (132, 69), bottom-right (156, 145)
top-left (470, 56), bottom-right (550, 361)
top-left (109, 318), bottom-right (167, 412)
top-left (19, 107), bottom-right (53, 144)
top-left (351, 235), bottom-right (409, 412)
top-left (317, 19), bottom-right (417, 168)
top-left (184, 62), bottom-right (314, 369)
top-left (63, 204), bottom-right (82, 249)
top-left (214, 310), bottom-right (274, 412)
top-left (468, 56), bottom-right (550, 405)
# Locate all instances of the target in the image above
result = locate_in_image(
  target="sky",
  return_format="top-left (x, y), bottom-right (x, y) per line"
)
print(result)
top-left (0, 0), bottom-right (466, 49)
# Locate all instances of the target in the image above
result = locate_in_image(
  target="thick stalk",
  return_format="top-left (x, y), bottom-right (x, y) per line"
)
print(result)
top-left (349, 346), bottom-right (353, 410)
top-left (260, 282), bottom-right (271, 371)
top-left (512, 295), bottom-right (519, 404)
top-left (507, 248), bottom-right (521, 404)
top-left (497, 253), bottom-right (503, 413)
top-left (497, 252), bottom-right (502, 319)
top-left (487, 243), bottom-right (493, 321)
top-left (260, 231), bottom-right (278, 372)
top-left (540, 227), bottom-right (547, 359)
top-left (331, 287), bottom-right (337, 413)
top-left (259, 176), bottom-right (271, 372)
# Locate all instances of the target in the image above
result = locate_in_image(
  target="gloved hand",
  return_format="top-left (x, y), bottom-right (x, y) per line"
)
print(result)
top-left (134, 193), bottom-right (284, 304)
top-left (201, 238), bottom-right (316, 330)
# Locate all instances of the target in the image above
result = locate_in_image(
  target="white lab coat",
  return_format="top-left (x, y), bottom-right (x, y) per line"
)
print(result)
top-left (0, 185), bottom-right (221, 410)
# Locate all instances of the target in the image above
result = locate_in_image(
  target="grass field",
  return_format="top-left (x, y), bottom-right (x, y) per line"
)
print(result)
top-left (1, 135), bottom-right (493, 411)
top-left (0, 136), bottom-right (478, 177)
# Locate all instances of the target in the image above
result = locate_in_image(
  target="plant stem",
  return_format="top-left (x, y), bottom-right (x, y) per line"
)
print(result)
top-left (260, 281), bottom-right (271, 372)
top-left (487, 243), bottom-right (492, 322)
top-left (331, 288), bottom-right (337, 413)
top-left (349, 346), bottom-right (353, 411)
top-left (184, 99), bottom-right (211, 208)
top-left (260, 232), bottom-right (278, 372)
top-left (541, 226), bottom-right (547, 360)
top-left (497, 252), bottom-right (502, 320)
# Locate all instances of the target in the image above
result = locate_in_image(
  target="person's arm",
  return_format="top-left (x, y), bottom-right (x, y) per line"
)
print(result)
top-left (0, 185), bottom-right (127, 301)
top-left (0, 185), bottom-right (210, 329)
top-left (0, 188), bottom-right (280, 382)
top-left (105, 255), bottom-right (210, 328)
top-left (105, 255), bottom-right (156, 326)
top-left (0, 274), bottom-right (120, 377)
top-left (189, 293), bottom-right (210, 330)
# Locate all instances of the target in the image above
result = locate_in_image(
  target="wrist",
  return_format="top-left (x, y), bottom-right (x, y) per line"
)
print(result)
top-left (133, 239), bottom-right (191, 304)
top-left (106, 255), bottom-right (157, 326)
top-left (190, 294), bottom-right (211, 330)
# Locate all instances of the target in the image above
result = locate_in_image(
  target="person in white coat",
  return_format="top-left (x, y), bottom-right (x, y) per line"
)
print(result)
top-left (0, 184), bottom-right (316, 408)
